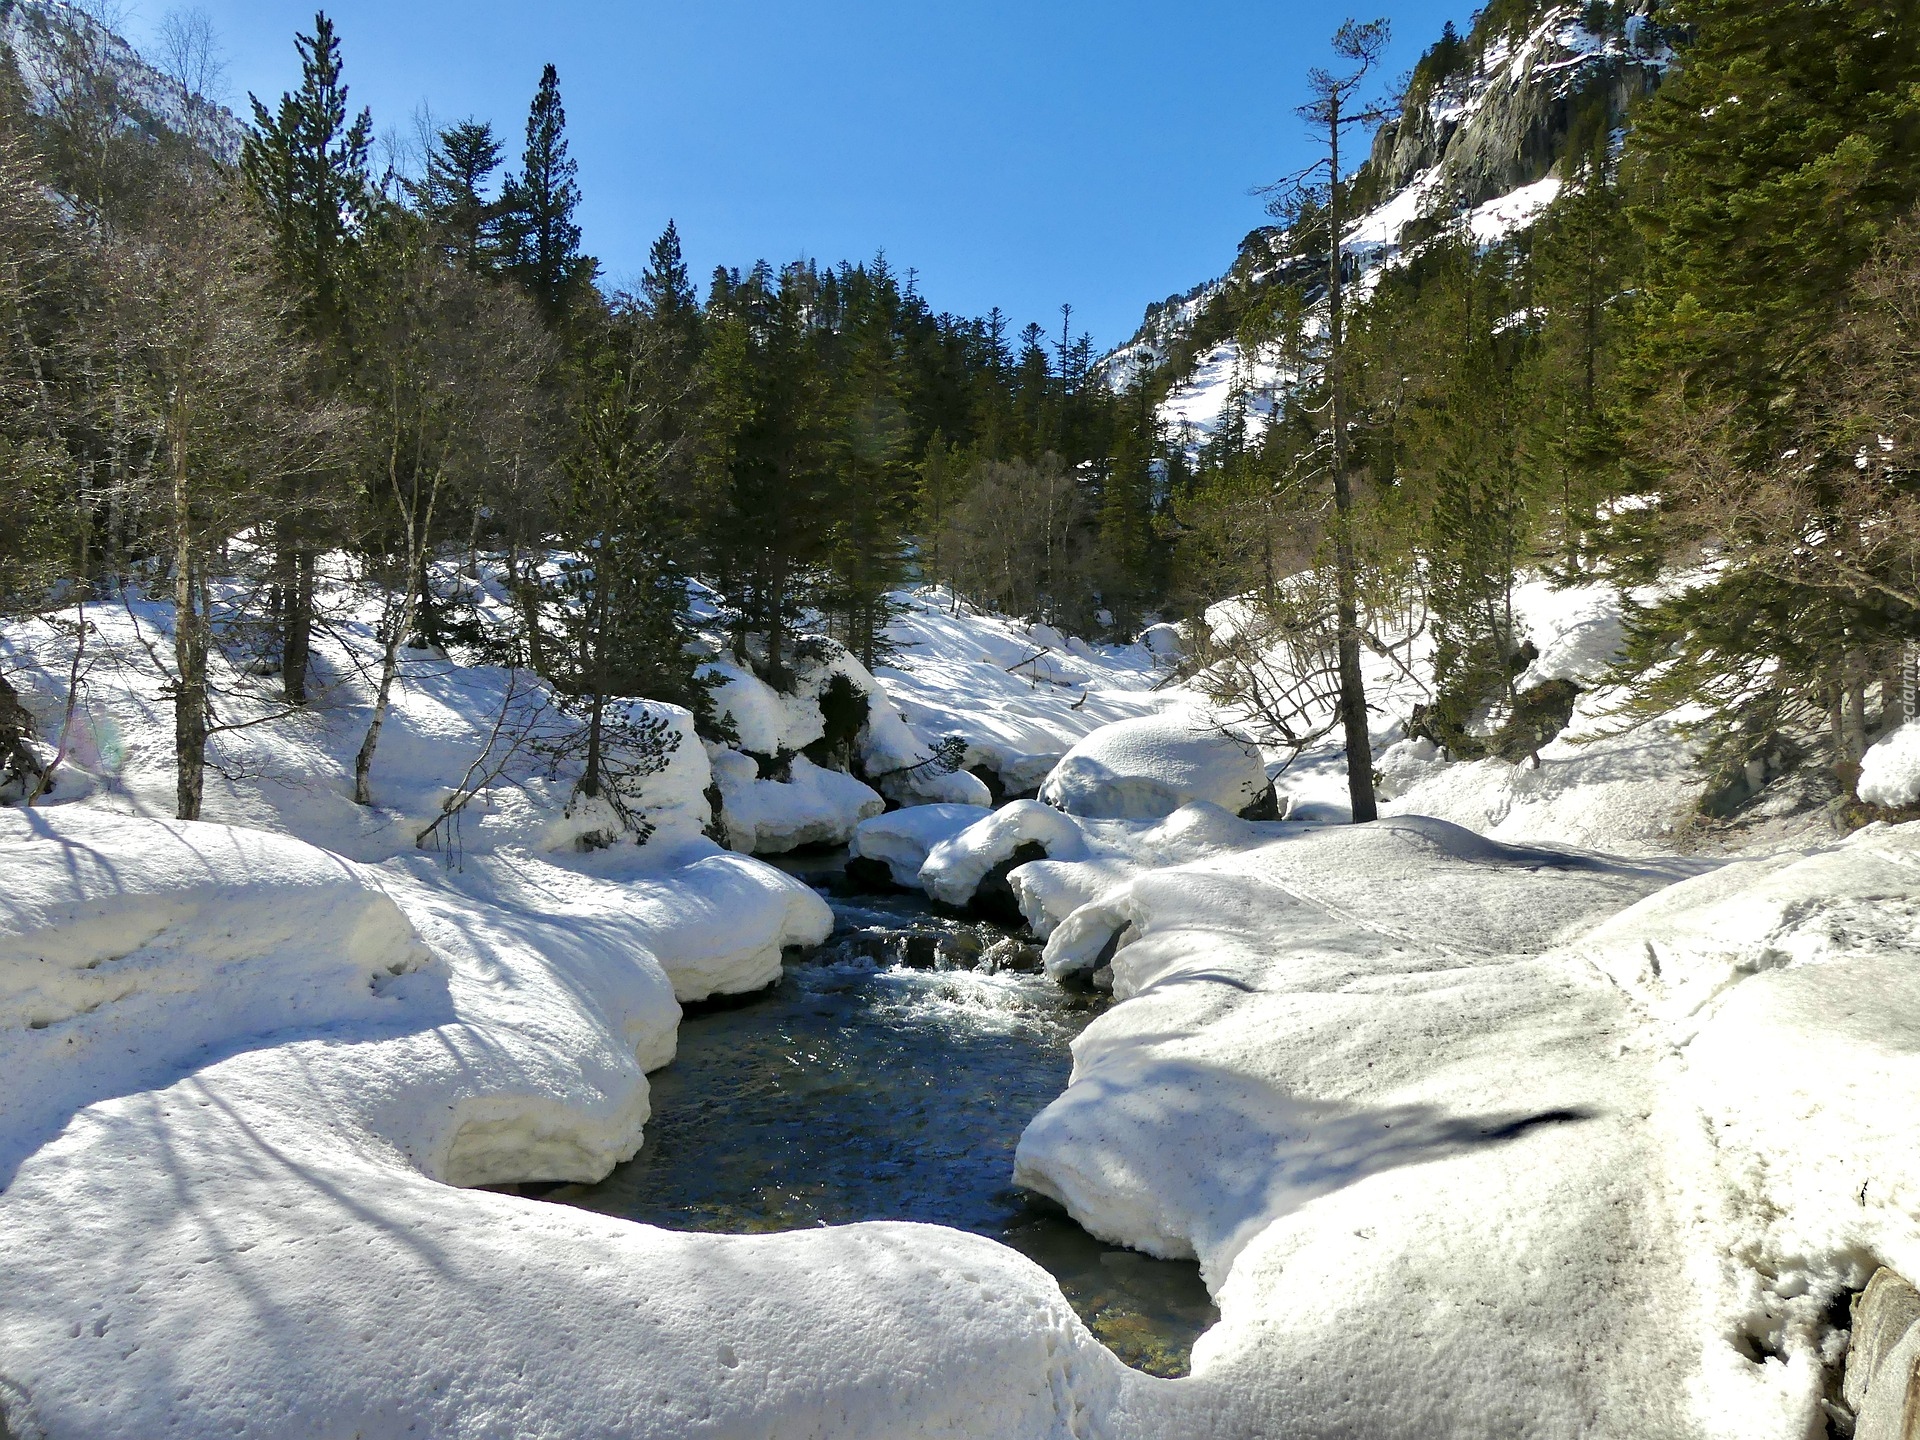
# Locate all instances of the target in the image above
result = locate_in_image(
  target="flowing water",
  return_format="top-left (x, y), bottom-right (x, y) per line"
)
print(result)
top-left (545, 855), bottom-right (1218, 1378)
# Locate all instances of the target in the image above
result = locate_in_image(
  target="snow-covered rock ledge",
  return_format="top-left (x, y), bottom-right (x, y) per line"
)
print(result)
top-left (1010, 814), bottom-right (1920, 1436)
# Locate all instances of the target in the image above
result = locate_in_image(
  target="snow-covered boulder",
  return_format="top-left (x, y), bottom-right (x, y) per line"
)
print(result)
top-left (705, 660), bottom-right (808, 756)
top-left (1373, 735), bottom-right (1450, 801)
top-left (709, 749), bottom-right (885, 854)
top-left (561, 850), bottom-right (832, 1003)
top-left (1140, 622), bottom-right (1185, 661)
top-left (1038, 711), bottom-right (1268, 819)
top-left (917, 800), bottom-right (1089, 907)
top-left (1861, 721), bottom-right (1920, 809)
top-left (849, 804), bottom-right (991, 887)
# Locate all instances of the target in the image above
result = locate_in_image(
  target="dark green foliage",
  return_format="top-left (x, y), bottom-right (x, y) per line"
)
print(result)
top-left (1622, 0), bottom-right (1920, 436)
top-left (805, 672), bottom-right (870, 771)
top-left (242, 11), bottom-right (371, 342)
top-left (409, 119), bottom-right (507, 271)
top-left (500, 64), bottom-right (596, 323)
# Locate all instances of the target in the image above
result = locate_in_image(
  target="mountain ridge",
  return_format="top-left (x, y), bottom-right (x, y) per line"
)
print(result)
top-left (1106, 0), bottom-right (1669, 449)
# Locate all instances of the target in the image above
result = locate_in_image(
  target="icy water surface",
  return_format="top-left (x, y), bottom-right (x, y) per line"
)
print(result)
top-left (547, 861), bottom-right (1218, 1378)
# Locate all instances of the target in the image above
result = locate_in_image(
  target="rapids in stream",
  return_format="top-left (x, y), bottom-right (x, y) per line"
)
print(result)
top-left (547, 855), bottom-right (1218, 1378)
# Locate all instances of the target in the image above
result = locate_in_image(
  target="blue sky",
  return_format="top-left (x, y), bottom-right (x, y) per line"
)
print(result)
top-left (127, 0), bottom-right (1472, 351)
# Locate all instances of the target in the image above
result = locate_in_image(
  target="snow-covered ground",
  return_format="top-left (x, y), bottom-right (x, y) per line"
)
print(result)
top-left (3, 563), bottom-right (1916, 1438)
top-left (874, 587), bottom-right (1184, 796)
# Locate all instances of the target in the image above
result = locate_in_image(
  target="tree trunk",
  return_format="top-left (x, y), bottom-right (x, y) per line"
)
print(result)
top-left (172, 416), bottom-right (208, 822)
top-left (766, 549), bottom-right (787, 685)
top-left (353, 587), bottom-right (410, 807)
top-left (281, 542), bottom-right (315, 705)
top-left (506, 544), bottom-right (547, 674)
top-left (1325, 93), bottom-right (1377, 824)
top-left (355, 466), bottom-right (440, 806)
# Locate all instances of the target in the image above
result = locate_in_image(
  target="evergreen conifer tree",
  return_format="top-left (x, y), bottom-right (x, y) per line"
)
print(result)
top-left (500, 64), bottom-right (596, 323)
top-left (411, 118), bottom-right (505, 271)
top-left (640, 220), bottom-right (699, 348)
top-left (1095, 395), bottom-right (1158, 634)
top-left (241, 10), bottom-right (372, 705)
top-left (242, 11), bottom-right (371, 343)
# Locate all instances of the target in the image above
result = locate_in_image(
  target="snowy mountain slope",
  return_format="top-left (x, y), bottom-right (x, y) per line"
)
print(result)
top-left (0, 0), bottom-right (245, 158)
top-left (1107, 0), bottom-right (1666, 449)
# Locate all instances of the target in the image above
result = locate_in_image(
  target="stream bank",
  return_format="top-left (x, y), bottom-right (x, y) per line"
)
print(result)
top-left (543, 856), bottom-right (1218, 1378)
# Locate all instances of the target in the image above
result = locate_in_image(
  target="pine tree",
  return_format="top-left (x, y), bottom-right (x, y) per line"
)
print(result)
top-left (410, 118), bottom-right (505, 271)
top-left (241, 10), bottom-right (372, 705)
top-left (1622, 0), bottom-right (1920, 437)
top-left (242, 11), bottom-right (372, 343)
top-left (1603, 0), bottom-right (1920, 800)
top-left (500, 64), bottom-right (596, 323)
top-left (640, 219), bottom-right (699, 348)
top-left (1522, 132), bottom-right (1631, 573)
top-left (552, 305), bottom-right (704, 830)
top-left (1095, 394), bottom-right (1158, 634)
top-left (697, 263), bottom-right (836, 685)
top-left (1262, 16), bottom-right (1397, 823)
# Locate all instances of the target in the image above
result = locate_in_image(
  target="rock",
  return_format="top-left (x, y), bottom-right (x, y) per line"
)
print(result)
top-left (1860, 722), bottom-right (1920, 810)
top-left (969, 841), bottom-right (1048, 925)
top-left (935, 932), bottom-right (985, 969)
top-left (1848, 1269), bottom-right (1920, 1437)
top-left (0, 1375), bottom-right (41, 1440)
top-left (978, 937), bottom-right (1042, 974)
top-left (841, 855), bottom-right (898, 893)
top-left (1039, 712), bottom-right (1268, 820)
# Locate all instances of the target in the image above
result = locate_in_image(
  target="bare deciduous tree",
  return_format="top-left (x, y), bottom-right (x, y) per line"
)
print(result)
top-left (101, 177), bottom-right (354, 819)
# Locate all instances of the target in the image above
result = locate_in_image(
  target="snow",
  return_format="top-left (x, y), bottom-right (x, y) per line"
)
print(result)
top-left (1010, 817), bottom-right (1750, 1435)
top-left (1379, 697), bottom-right (1701, 854)
top-left (3, 548), bottom-right (1915, 1437)
top-left (917, 799), bottom-right (1091, 908)
top-left (1467, 175), bottom-right (1565, 244)
top-left (1038, 711), bottom-right (1269, 820)
top-left (1347, 165), bottom-right (1449, 250)
top-left (1139, 623), bottom-right (1185, 661)
top-left (708, 747), bottom-right (885, 854)
top-left (875, 588), bottom-right (1186, 796)
top-left (706, 659), bottom-right (797, 756)
top-left (0, 583), bottom-right (716, 861)
top-left (1860, 721), bottom-right (1920, 809)
top-left (0, 803), bottom-right (1158, 1436)
top-left (0, 584), bottom-right (1178, 1440)
top-left (848, 803), bottom-right (991, 887)
top-left (1199, 573), bottom-right (1702, 853)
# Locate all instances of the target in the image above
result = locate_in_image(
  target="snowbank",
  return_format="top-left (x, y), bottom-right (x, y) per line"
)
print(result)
top-left (0, 807), bottom-right (433, 1182)
top-left (1381, 697), bottom-right (1701, 853)
top-left (1005, 808), bottom-right (1920, 1436)
top-left (848, 803), bottom-right (991, 887)
top-left (876, 589), bottom-right (1186, 797)
top-left (917, 800), bottom-right (1091, 908)
top-left (1860, 722), bottom-right (1920, 809)
top-left (708, 748), bottom-right (885, 854)
top-left (0, 803), bottom-right (1169, 1440)
top-left (1011, 817), bottom-right (1761, 1435)
top-left (1038, 712), bottom-right (1268, 820)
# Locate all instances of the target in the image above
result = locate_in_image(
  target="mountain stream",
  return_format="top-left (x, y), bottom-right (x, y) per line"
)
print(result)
top-left (541, 850), bottom-right (1218, 1378)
